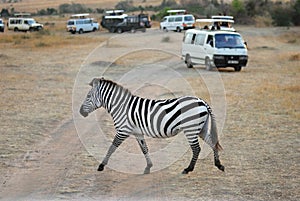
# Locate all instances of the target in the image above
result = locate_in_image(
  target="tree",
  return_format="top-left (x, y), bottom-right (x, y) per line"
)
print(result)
top-left (115, 0), bottom-right (134, 11)
top-left (292, 0), bottom-right (300, 25)
top-left (0, 8), bottom-right (10, 17)
top-left (271, 5), bottom-right (293, 26)
top-left (58, 3), bottom-right (88, 14)
top-left (231, 0), bottom-right (245, 18)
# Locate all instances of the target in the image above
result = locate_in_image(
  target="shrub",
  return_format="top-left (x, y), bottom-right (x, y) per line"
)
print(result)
top-left (271, 5), bottom-right (293, 26)
top-left (254, 14), bottom-right (273, 27)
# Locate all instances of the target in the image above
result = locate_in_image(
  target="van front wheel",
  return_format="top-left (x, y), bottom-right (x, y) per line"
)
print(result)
top-left (234, 66), bottom-right (242, 72)
top-left (176, 27), bottom-right (181, 32)
top-left (205, 57), bottom-right (213, 71)
top-left (130, 27), bottom-right (136, 33)
top-left (117, 28), bottom-right (123, 34)
top-left (185, 54), bottom-right (193, 68)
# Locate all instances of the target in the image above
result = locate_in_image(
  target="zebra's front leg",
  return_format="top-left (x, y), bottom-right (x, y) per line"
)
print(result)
top-left (136, 136), bottom-right (153, 174)
top-left (98, 133), bottom-right (129, 172)
top-left (182, 137), bottom-right (201, 174)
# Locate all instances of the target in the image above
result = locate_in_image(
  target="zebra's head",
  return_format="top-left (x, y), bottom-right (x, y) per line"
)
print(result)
top-left (79, 78), bottom-right (103, 117)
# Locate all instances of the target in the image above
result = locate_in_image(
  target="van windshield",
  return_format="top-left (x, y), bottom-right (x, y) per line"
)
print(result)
top-left (27, 20), bottom-right (36, 25)
top-left (215, 34), bottom-right (245, 48)
top-left (184, 16), bottom-right (194, 21)
top-left (67, 21), bottom-right (75, 25)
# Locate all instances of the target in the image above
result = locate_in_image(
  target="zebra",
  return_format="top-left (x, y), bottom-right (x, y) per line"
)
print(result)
top-left (79, 78), bottom-right (224, 174)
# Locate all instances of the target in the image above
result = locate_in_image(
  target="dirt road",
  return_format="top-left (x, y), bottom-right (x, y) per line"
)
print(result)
top-left (0, 27), bottom-right (299, 201)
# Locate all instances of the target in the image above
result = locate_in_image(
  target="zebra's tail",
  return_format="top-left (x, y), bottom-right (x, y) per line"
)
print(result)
top-left (207, 106), bottom-right (223, 151)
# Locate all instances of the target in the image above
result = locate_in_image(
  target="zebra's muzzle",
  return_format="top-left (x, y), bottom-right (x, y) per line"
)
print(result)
top-left (79, 106), bottom-right (88, 117)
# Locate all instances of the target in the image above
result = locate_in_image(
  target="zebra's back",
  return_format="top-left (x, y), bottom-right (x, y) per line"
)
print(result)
top-left (127, 96), bottom-right (209, 138)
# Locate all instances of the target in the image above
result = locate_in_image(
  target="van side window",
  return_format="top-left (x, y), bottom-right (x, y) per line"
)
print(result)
top-left (168, 17), bottom-right (174, 22)
top-left (206, 35), bottom-right (214, 46)
top-left (184, 33), bottom-right (196, 44)
top-left (195, 34), bottom-right (205, 45)
top-left (175, 17), bottom-right (182, 22)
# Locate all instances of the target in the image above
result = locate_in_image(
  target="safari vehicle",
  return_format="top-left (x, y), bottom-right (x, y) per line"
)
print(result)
top-left (101, 10), bottom-right (147, 33)
top-left (182, 29), bottom-right (248, 71)
top-left (0, 18), bottom-right (4, 32)
top-left (160, 9), bottom-right (195, 32)
top-left (66, 13), bottom-right (99, 34)
top-left (8, 14), bottom-right (43, 32)
top-left (196, 15), bottom-right (235, 32)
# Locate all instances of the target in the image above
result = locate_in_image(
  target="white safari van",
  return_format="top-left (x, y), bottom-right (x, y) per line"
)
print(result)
top-left (182, 29), bottom-right (248, 71)
top-left (66, 13), bottom-right (99, 34)
top-left (8, 17), bottom-right (43, 32)
top-left (160, 10), bottom-right (195, 32)
top-left (196, 15), bottom-right (235, 32)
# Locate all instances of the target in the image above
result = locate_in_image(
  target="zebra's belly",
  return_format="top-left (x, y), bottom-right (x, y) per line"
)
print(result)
top-left (132, 126), bottom-right (182, 138)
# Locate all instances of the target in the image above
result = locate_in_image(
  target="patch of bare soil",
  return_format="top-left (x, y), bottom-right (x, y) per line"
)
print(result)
top-left (0, 25), bottom-right (299, 201)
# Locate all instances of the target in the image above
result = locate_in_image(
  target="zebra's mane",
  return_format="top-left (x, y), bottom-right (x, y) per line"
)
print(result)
top-left (101, 78), bottom-right (133, 96)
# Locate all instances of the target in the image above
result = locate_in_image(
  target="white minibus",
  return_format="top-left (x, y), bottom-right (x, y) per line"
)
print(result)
top-left (182, 29), bottom-right (248, 71)
top-left (160, 14), bottom-right (195, 32)
top-left (66, 13), bottom-right (99, 34)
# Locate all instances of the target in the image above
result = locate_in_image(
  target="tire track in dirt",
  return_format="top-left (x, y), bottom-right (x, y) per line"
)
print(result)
top-left (0, 119), bottom-right (84, 200)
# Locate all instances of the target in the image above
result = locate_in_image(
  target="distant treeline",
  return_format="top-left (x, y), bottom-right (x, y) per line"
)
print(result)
top-left (1, 0), bottom-right (299, 26)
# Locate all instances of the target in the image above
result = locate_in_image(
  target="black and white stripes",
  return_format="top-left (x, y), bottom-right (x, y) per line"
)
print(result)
top-left (80, 78), bottom-right (224, 174)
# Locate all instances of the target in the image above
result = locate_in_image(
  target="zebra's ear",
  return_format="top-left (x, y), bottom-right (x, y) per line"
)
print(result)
top-left (89, 78), bottom-right (101, 87)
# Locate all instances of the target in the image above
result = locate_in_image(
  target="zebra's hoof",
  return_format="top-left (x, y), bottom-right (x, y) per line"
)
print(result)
top-left (98, 164), bottom-right (104, 171)
top-left (143, 168), bottom-right (150, 174)
top-left (218, 165), bottom-right (225, 172)
top-left (182, 169), bottom-right (189, 174)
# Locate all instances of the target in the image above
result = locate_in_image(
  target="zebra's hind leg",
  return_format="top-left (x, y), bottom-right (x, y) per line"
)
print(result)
top-left (182, 136), bottom-right (201, 174)
top-left (98, 133), bottom-right (129, 172)
top-left (213, 146), bottom-right (225, 171)
top-left (136, 136), bottom-right (153, 174)
top-left (203, 136), bottom-right (225, 172)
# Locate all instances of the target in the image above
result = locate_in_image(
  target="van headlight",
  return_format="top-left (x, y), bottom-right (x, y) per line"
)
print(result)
top-left (239, 56), bottom-right (248, 60)
top-left (214, 55), bottom-right (225, 60)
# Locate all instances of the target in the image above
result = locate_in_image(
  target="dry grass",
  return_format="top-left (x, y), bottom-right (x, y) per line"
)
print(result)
top-left (0, 0), bottom-right (165, 13)
top-left (114, 49), bottom-right (173, 66)
top-left (0, 18), bottom-right (100, 49)
top-left (254, 15), bottom-right (273, 27)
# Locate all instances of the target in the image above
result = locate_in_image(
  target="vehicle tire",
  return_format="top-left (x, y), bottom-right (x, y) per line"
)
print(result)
top-left (117, 28), bottom-right (122, 34)
top-left (93, 28), bottom-right (97, 32)
top-left (29, 27), bottom-right (34, 32)
top-left (163, 27), bottom-right (168, 32)
top-left (79, 29), bottom-right (83, 34)
top-left (185, 54), bottom-right (193, 68)
top-left (176, 27), bottom-right (181, 32)
top-left (205, 57), bottom-right (213, 71)
top-left (130, 27), bottom-right (136, 33)
top-left (234, 66), bottom-right (242, 72)
top-left (110, 28), bottom-right (115, 33)
top-left (14, 27), bottom-right (18, 32)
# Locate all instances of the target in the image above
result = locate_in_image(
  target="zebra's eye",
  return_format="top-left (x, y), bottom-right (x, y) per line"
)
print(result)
top-left (87, 94), bottom-right (91, 98)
